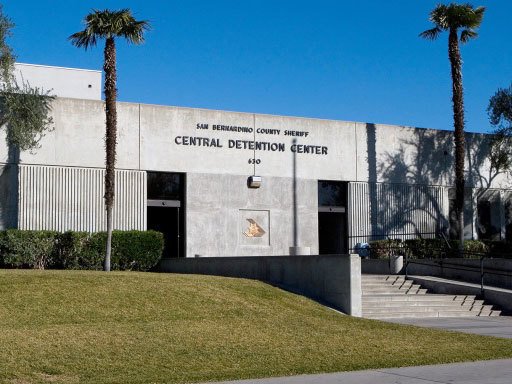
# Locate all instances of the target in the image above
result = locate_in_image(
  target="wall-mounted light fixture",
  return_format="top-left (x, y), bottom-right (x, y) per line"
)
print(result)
top-left (247, 175), bottom-right (262, 189)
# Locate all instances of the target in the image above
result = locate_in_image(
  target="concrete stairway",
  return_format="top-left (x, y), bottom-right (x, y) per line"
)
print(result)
top-left (362, 275), bottom-right (502, 320)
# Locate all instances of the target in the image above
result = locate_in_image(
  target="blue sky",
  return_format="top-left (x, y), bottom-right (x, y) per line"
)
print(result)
top-left (4, 0), bottom-right (512, 133)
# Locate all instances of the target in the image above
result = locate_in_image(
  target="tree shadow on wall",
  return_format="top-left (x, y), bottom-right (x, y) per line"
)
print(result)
top-left (370, 127), bottom-right (454, 238)
top-left (466, 134), bottom-right (508, 192)
top-left (371, 127), bottom-right (503, 240)
top-left (0, 142), bottom-right (19, 228)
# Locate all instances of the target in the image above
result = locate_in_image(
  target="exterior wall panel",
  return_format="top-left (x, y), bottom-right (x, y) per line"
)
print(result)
top-left (186, 173), bottom-right (318, 257)
top-left (18, 165), bottom-right (146, 232)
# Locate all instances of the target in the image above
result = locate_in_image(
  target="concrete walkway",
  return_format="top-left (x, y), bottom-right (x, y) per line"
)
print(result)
top-left (207, 359), bottom-right (512, 384)
top-left (386, 316), bottom-right (512, 338)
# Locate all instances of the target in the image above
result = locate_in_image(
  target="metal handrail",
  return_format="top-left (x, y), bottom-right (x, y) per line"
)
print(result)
top-left (348, 232), bottom-right (438, 241)
top-left (404, 255), bottom-right (512, 295)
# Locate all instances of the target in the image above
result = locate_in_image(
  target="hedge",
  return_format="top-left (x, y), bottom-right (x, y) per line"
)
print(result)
top-left (368, 238), bottom-right (492, 259)
top-left (0, 230), bottom-right (164, 270)
top-left (482, 240), bottom-right (512, 258)
top-left (366, 239), bottom-right (403, 259)
top-left (0, 230), bottom-right (59, 269)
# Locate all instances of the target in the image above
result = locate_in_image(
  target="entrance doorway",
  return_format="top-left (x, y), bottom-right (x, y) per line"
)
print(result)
top-left (146, 172), bottom-right (185, 258)
top-left (147, 201), bottom-right (181, 258)
top-left (318, 208), bottom-right (346, 254)
top-left (318, 181), bottom-right (348, 254)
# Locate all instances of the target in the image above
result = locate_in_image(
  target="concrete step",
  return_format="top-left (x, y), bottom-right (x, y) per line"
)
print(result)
top-left (362, 304), bottom-right (491, 314)
top-left (363, 287), bottom-right (428, 295)
top-left (364, 308), bottom-right (501, 318)
top-left (362, 300), bottom-right (484, 309)
top-left (365, 311), bottom-right (487, 319)
top-left (362, 282), bottom-right (415, 289)
top-left (360, 275), bottom-right (502, 319)
top-left (362, 274), bottom-right (407, 279)
top-left (472, 306), bottom-right (501, 316)
top-left (362, 275), bottom-right (407, 282)
top-left (362, 294), bottom-right (477, 302)
top-left (362, 277), bottom-right (411, 284)
top-left (362, 285), bottom-right (414, 290)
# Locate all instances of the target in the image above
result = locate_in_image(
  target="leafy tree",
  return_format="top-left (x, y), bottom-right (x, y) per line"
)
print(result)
top-left (487, 85), bottom-right (512, 175)
top-left (0, 5), bottom-right (14, 84)
top-left (69, 9), bottom-right (150, 272)
top-left (0, 5), bottom-right (54, 153)
top-left (420, 3), bottom-right (485, 250)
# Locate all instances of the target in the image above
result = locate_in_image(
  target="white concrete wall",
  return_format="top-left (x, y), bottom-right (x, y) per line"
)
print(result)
top-left (186, 173), bottom-right (318, 257)
top-left (0, 97), bottom-right (510, 246)
top-left (160, 254), bottom-right (362, 316)
top-left (139, 104), bottom-right (350, 180)
top-left (14, 63), bottom-right (101, 100)
top-left (1, 97), bottom-right (505, 188)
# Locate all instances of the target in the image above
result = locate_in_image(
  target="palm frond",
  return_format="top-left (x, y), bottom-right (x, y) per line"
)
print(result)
top-left (422, 3), bottom-right (485, 35)
top-left (429, 4), bottom-right (449, 30)
top-left (69, 8), bottom-right (150, 49)
top-left (421, 3), bottom-right (485, 46)
top-left (419, 27), bottom-right (441, 40)
top-left (460, 29), bottom-right (477, 43)
top-left (68, 30), bottom-right (97, 49)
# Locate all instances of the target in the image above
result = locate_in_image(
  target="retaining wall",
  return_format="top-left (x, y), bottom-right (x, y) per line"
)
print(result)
top-left (159, 254), bottom-right (362, 316)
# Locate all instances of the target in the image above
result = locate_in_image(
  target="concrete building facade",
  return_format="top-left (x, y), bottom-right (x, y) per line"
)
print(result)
top-left (1, 65), bottom-right (511, 258)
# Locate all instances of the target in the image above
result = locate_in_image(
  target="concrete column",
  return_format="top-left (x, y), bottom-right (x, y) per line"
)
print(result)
top-left (389, 255), bottom-right (404, 274)
top-left (289, 246), bottom-right (311, 255)
top-left (349, 254), bottom-right (362, 317)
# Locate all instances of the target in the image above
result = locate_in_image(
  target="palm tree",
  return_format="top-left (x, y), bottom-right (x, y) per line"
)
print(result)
top-left (420, 3), bottom-right (484, 251)
top-left (70, 9), bottom-right (150, 271)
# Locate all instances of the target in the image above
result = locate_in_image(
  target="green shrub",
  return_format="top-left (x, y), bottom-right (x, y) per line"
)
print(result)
top-left (0, 229), bottom-right (164, 271)
top-left (0, 230), bottom-right (59, 269)
top-left (439, 240), bottom-right (488, 258)
top-left (56, 231), bottom-right (102, 270)
top-left (369, 238), bottom-right (490, 260)
top-left (403, 238), bottom-right (446, 259)
top-left (110, 230), bottom-right (164, 271)
top-left (368, 239), bottom-right (403, 259)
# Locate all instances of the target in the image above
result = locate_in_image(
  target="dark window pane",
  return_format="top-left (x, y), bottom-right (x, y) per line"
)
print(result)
top-left (318, 181), bottom-right (347, 207)
top-left (147, 172), bottom-right (183, 200)
top-left (477, 197), bottom-right (500, 241)
top-left (506, 197), bottom-right (512, 241)
top-left (477, 200), bottom-right (492, 240)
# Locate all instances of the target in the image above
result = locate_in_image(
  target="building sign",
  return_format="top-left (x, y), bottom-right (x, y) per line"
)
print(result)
top-left (173, 123), bottom-right (329, 156)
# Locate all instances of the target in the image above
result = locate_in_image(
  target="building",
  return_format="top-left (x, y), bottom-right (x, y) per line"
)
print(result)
top-left (1, 64), bottom-right (511, 258)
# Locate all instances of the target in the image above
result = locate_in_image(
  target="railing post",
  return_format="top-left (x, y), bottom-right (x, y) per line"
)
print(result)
top-left (480, 256), bottom-right (485, 295)
top-left (405, 251), bottom-right (408, 279)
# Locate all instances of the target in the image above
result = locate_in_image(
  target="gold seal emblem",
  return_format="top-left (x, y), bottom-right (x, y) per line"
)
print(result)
top-left (243, 218), bottom-right (266, 238)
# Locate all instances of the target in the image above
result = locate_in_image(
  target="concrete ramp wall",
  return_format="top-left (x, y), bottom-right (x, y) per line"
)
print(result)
top-left (159, 254), bottom-right (362, 317)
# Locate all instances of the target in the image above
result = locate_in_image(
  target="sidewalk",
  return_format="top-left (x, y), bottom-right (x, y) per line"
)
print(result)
top-left (207, 359), bottom-right (512, 384)
top-left (386, 316), bottom-right (512, 338)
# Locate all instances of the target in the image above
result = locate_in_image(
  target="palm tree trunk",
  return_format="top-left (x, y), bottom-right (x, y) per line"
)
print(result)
top-left (103, 37), bottom-right (117, 272)
top-left (448, 28), bottom-right (465, 254)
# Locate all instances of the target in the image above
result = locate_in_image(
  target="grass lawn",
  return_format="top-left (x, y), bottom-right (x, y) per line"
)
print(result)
top-left (1, 270), bottom-right (512, 384)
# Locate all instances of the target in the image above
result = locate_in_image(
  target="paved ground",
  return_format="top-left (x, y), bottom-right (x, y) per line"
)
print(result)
top-left (207, 317), bottom-right (512, 384)
top-left (385, 316), bottom-right (512, 338)
top-left (207, 359), bottom-right (512, 384)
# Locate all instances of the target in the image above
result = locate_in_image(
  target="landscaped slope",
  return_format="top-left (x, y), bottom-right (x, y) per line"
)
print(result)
top-left (1, 270), bottom-right (512, 384)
